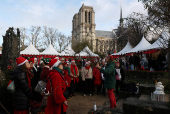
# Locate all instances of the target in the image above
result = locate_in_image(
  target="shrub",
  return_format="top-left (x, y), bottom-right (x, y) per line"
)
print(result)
top-left (124, 70), bottom-right (168, 84)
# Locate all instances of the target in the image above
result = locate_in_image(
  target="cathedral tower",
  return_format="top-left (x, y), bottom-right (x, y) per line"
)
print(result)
top-left (72, 4), bottom-right (96, 51)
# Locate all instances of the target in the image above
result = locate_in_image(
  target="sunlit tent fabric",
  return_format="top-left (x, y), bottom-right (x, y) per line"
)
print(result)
top-left (20, 43), bottom-right (40, 55)
top-left (41, 44), bottom-right (60, 55)
top-left (77, 46), bottom-right (99, 57)
top-left (139, 31), bottom-right (170, 52)
top-left (60, 45), bottom-right (75, 56)
top-left (111, 41), bottom-right (133, 55)
top-left (125, 36), bottom-right (151, 54)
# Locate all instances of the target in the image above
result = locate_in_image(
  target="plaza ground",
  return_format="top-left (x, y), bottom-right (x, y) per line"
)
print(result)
top-left (67, 92), bottom-right (109, 114)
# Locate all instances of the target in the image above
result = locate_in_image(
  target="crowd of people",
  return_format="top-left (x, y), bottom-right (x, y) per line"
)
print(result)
top-left (9, 52), bottom-right (168, 114)
top-left (10, 55), bottom-right (126, 114)
top-left (114, 52), bottom-right (169, 71)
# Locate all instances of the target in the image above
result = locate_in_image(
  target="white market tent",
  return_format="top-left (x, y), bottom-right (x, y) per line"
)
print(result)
top-left (125, 36), bottom-right (151, 54)
top-left (60, 45), bottom-right (75, 56)
top-left (111, 41), bottom-right (133, 55)
top-left (40, 44), bottom-right (60, 55)
top-left (77, 46), bottom-right (99, 57)
top-left (20, 43), bottom-right (40, 55)
top-left (139, 38), bottom-right (164, 52)
top-left (139, 31), bottom-right (170, 52)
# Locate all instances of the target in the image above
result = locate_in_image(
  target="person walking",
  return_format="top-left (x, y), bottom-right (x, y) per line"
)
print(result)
top-left (10, 57), bottom-right (32, 114)
top-left (82, 62), bottom-right (93, 96)
top-left (45, 59), bottom-right (68, 114)
top-left (96, 55), bottom-right (117, 108)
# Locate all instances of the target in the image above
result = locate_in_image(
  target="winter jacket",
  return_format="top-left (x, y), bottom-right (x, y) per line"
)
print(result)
top-left (140, 58), bottom-right (148, 69)
top-left (45, 69), bottom-right (67, 114)
top-left (100, 61), bottom-right (116, 89)
top-left (40, 66), bottom-right (50, 82)
top-left (63, 68), bottom-right (71, 88)
top-left (10, 67), bottom-right (32, 111)
top-left (134, 56), bottom-right (140, 66)
top-left (129, 56), bottom-right (135, 65)
top-left (93, 67), bottom-right (102, 85)
top-left (81, 67), bottom-right (93, 81)
top-left (31, 66), bottom-right (42, 103)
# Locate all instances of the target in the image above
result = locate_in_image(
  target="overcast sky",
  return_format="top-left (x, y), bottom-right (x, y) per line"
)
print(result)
top-left (0, 0), bottom-right (147, 46)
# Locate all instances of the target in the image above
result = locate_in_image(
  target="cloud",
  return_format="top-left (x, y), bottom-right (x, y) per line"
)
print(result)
top-left (0, 0), bottom-right (146, 46)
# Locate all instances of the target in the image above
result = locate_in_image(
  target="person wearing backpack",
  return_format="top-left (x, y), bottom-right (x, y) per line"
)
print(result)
top-left (95, 55), bottom-right (117, 108)
top-left (10, 57), bottom-right (32, 114)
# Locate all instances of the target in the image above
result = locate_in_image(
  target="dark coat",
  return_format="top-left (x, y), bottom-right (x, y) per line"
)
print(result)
top-left (10, 67), bottom-right (32, 110)
top-left (31, 66), bottom-right (42, 102)
top-left (129, 56), bottom-right (135, 65)
top-left (134, 56), bottom-right (140, 66)
top-left (100, 61), bottom-right (116, 89)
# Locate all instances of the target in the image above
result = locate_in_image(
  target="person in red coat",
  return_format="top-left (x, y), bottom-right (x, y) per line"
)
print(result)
top-left (63, 62), bottom-right (71, 88)
top-left (40, 59), bottom-right (50, 82)
top-left (45, 59), bottom-right (68, 114)
top-left (93, 62), bottom-right (102, 95)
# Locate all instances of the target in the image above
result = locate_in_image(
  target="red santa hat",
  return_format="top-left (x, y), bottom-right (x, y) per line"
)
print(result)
top-left (16, 57), bottom-right (28, 66)
top-left (66, 59), bottom-right (69, 64)
top-left (71, 60), bottom-right (75, 63)
top-left (54, 56), bottom-right (59, 60)
top-left (63, 62), bottom-right (68, 66)
top-left (29, 57), bottom-right (35, 63)
top-left (49, 59), bottom-right (61, 68)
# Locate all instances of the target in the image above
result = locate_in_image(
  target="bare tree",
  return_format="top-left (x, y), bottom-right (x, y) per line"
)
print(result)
top-left (27, 26), bottom-right (42, 48)
top-left (42, 26), bottom-right (58, 49)
top-left (20, 27), bottom-right (29, 50)
top-left (58, 32), bottom-right (67, 52)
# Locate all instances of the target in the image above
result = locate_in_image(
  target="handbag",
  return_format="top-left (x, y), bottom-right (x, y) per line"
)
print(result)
top-left (115, 75), bottom-right (120, 81)
top-left (63, 89), bottom-right (69, 99)
top-left (7, 80), bottom-right (15, 93)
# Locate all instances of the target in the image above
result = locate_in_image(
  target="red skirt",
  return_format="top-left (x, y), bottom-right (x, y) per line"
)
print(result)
top-left (14, 109), bottom-right (29, 114)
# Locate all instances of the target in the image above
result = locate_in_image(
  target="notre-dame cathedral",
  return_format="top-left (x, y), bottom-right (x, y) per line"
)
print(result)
top-left (72, 3), bottom-right (123, 55)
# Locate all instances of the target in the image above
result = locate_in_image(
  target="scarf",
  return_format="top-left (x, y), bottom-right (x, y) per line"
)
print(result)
top-left (71, 64), bottom-right (78, 75)
top-left (27, 68), bottom-right (34, 79)
top-left (63, 66), bottom-right (70, 75)
top-left (53, 67), bottom-right (63, 75)
top-left (85, 66), bottom-right (91, 70)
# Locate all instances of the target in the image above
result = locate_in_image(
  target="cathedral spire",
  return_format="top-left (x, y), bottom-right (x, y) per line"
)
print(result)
top-left (119, 0), bottom-right (123, 28)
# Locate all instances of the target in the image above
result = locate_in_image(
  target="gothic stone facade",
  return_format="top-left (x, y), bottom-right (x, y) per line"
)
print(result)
top-left (72, 4), bottom-right (117, 55)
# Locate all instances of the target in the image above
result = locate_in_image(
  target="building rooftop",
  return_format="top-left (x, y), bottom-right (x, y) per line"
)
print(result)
top-left (95, 30), bottom-right (118, 38)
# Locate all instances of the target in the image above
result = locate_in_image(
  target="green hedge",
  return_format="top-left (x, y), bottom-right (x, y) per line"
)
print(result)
top-left (124, 70), bottom-right (169, 84)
